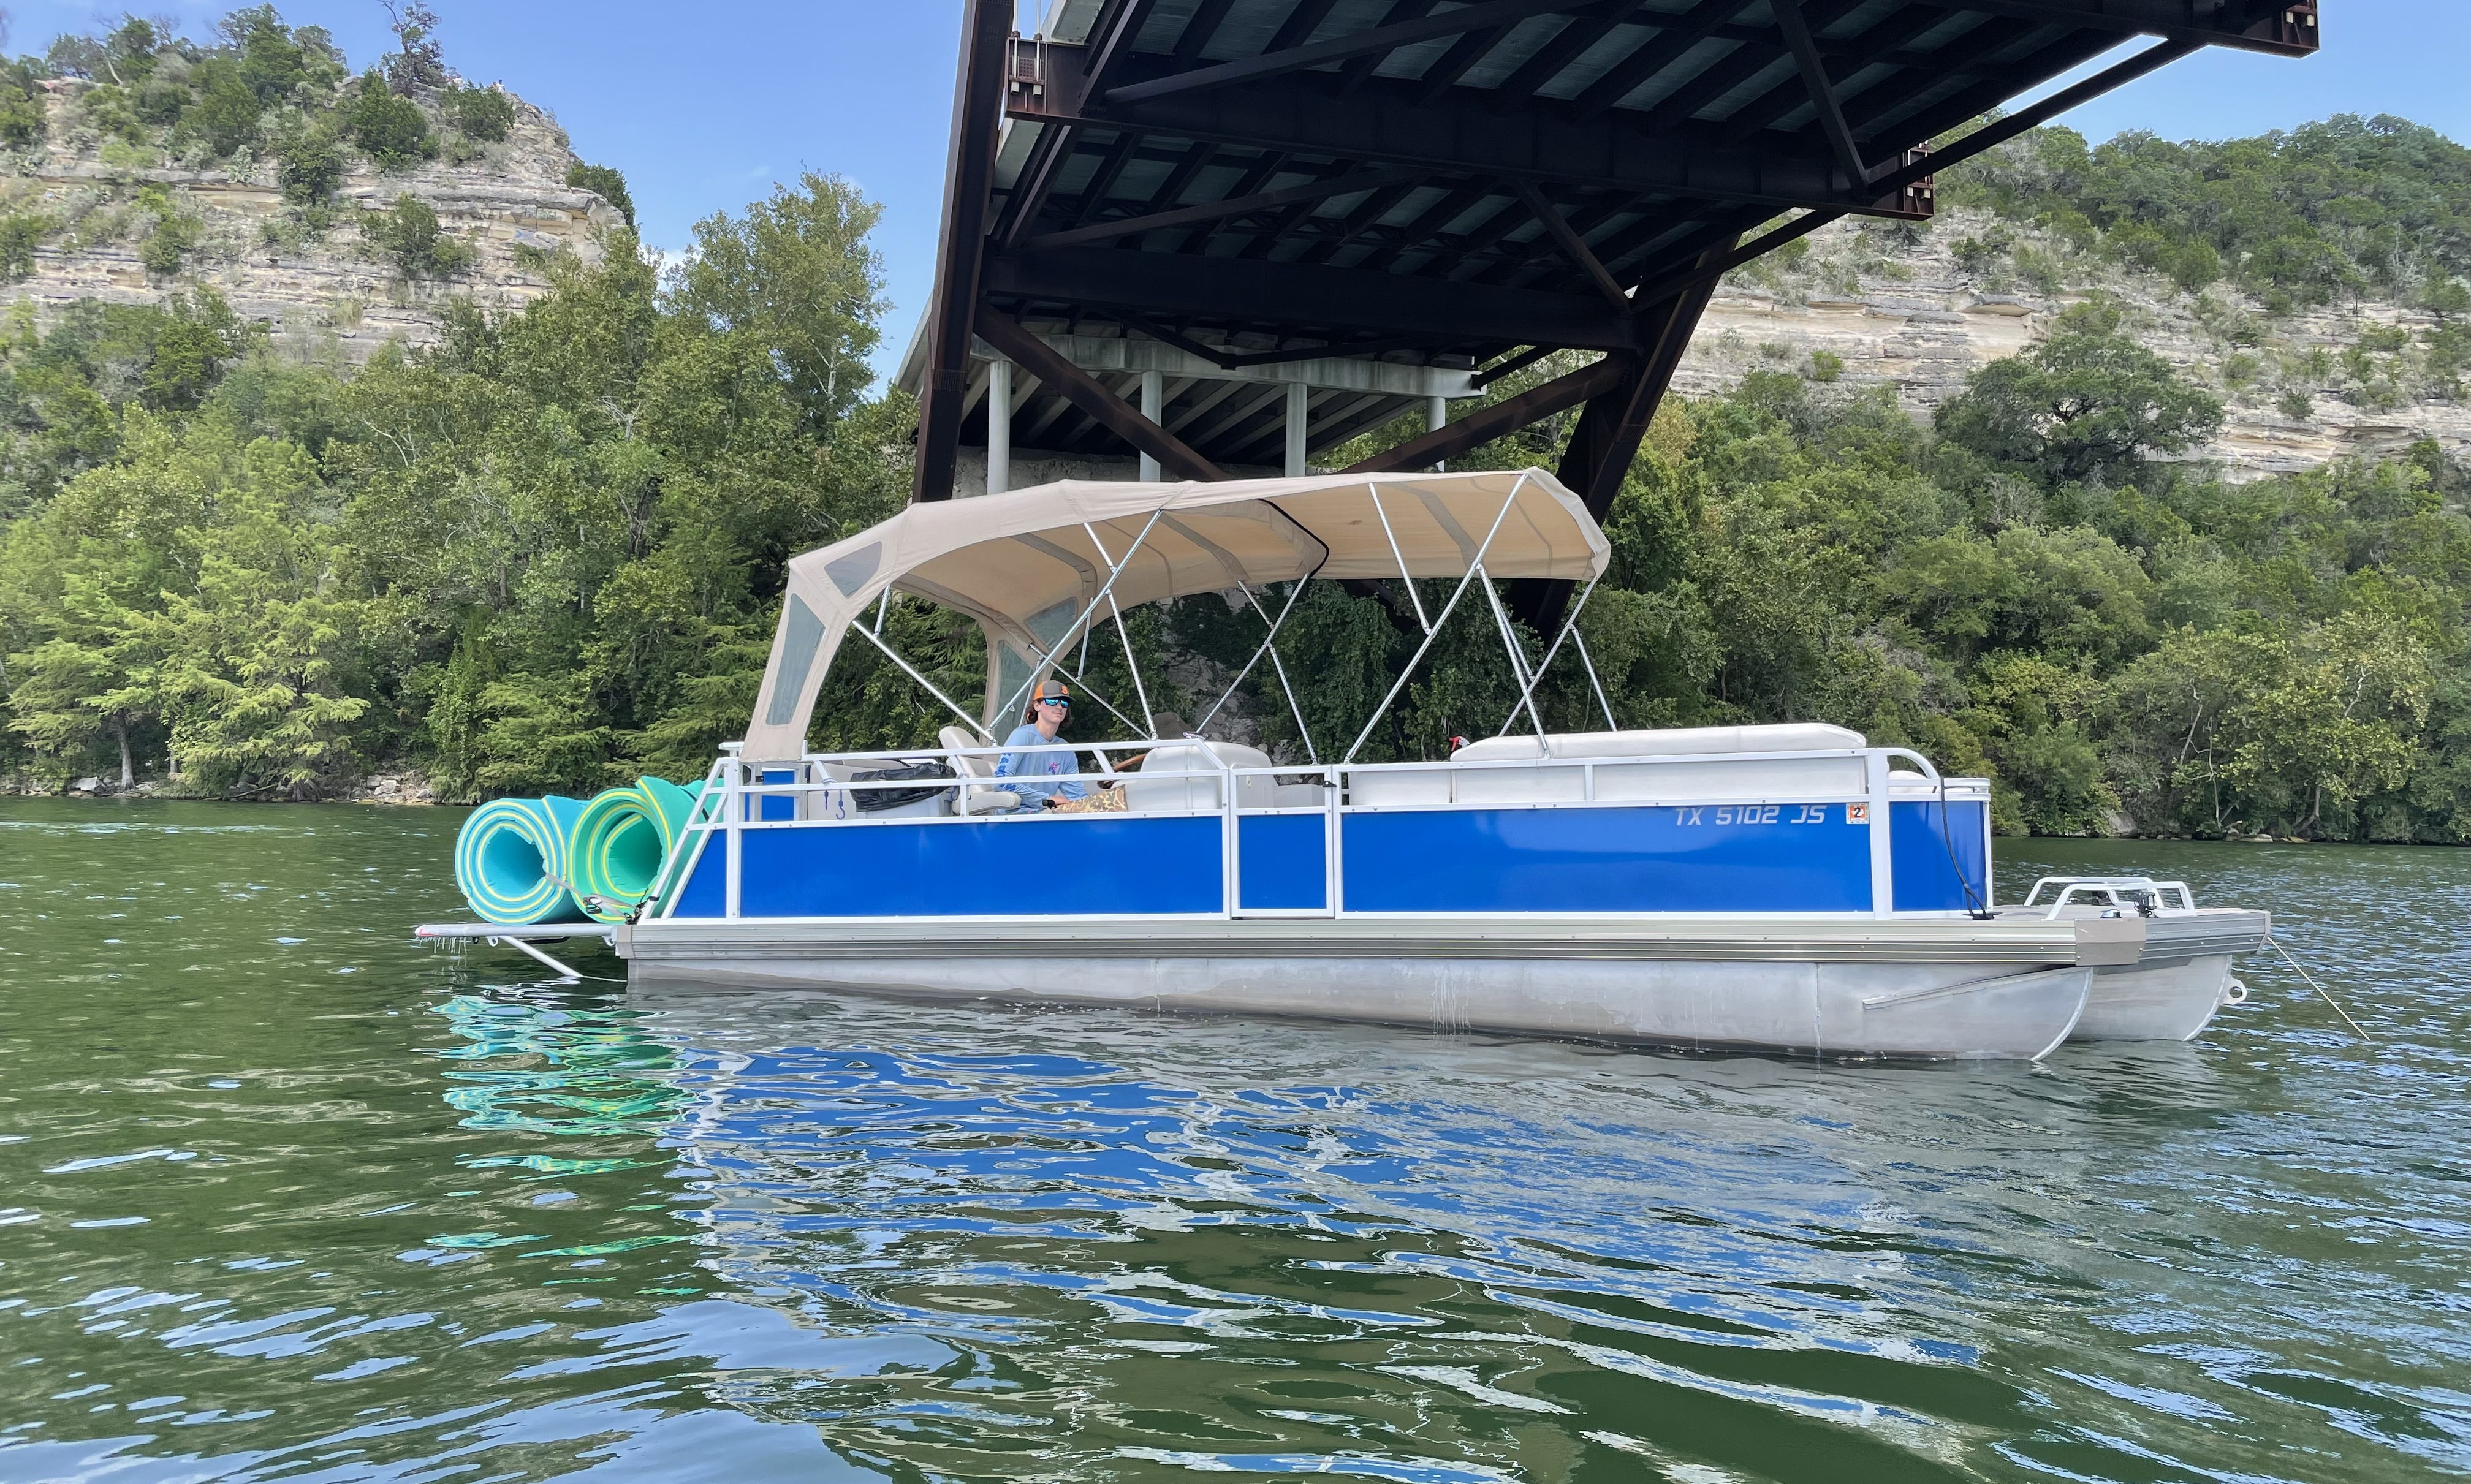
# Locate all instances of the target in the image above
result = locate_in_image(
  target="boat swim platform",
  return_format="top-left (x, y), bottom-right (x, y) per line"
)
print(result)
top-left (415, 922), bottom-right (617, 944)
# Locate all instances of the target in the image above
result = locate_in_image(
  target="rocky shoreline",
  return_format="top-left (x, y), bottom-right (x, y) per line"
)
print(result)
top-left (4, 770), bottom-right (442, 804)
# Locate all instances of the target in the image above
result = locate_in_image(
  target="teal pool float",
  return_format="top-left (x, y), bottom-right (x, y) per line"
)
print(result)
top-left (453, 795), bottom-right (588, 924)
top-left (566, 779), bottom-right (697, 923)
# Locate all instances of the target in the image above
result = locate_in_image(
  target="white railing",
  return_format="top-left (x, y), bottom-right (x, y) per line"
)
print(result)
top-left (2025, 877), bottom-right (2197, 917)
top-left (654, 741), bottom-right (1985, 923)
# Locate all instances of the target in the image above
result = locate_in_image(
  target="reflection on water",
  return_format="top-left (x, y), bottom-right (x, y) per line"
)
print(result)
top-left (0, 801), bottom-right (2465, 1482)
top-left (435, 994), bottom-right (694, 1137)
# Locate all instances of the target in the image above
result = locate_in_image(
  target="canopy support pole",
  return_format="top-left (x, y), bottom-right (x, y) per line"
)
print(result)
top-left (1001, 627), bottom-right (1153, 740)
top-left (1239, 581), bottom-right (1319, 764)
top-left (1495, 577), bottom-right (1603, 739)
top-left (993, 506), bottom-right (1169, 725)
top-left (1109, 597), bottom-right (1158, 736)
top-left (1478, 562), bottom-right (1549, 746)
top-left (1195, 577), bottom-right (1310, 739)
top-left (1367, 483), bottom-right (1433, 634)
top-left (1571, 623), bottom-right (1618, 731)
top-left (1082, 520), bottom-right (1159, 736)
top-left (1342, 475), bottom-right (1530, 764)
top-left (851, 620), bottom-right (995, 743)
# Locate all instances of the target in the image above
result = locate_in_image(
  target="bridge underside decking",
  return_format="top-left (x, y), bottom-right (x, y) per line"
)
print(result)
top-left (904, 0), bottom-right (2317, 618)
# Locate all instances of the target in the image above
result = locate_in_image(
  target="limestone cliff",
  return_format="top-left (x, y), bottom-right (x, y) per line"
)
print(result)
top-left (0, 77), bottom-right (624, 360)
top-left (1683, 208), bottom-right (2471, 481)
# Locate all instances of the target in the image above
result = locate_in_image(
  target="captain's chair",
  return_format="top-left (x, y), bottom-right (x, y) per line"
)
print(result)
top-left (940, 725), bottom-right (1022, 814)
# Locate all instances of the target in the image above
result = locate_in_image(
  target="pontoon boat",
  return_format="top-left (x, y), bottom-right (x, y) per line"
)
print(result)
top-left (609, 469), bottom-right (2266, 1060)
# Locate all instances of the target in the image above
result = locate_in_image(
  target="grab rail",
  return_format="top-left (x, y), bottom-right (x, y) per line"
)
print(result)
top-left (670, 742), bottom-right (1991, 922)
top-left (2025, 876), bottom-right (2196, 917)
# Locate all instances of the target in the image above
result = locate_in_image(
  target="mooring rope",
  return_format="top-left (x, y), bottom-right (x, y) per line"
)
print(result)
top-left (2264, 934), bottom-right (2372, 1043)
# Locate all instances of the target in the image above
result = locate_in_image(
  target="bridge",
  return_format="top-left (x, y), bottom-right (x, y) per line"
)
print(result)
top-left (898, 0), bottom-right (2318, 614)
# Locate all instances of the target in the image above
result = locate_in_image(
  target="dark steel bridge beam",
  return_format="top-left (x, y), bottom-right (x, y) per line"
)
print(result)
top-left (1342, 354), bottom-right (1632, 474)
top-left (984, 246), bottom-right (1647, 352)
top-left (912, 0), bottom-right (1012, 504)
top-left (1024, 165), bottom-right (1427, 252)
top-left (1107, 0), bottom-right (1593, 105)
top-left (1948, 0), bottom-right (2315, 56)
top-left (1018, 44), bottom-right (1926, 218)
top-left (1509, 240), bottom-right (1731, 630)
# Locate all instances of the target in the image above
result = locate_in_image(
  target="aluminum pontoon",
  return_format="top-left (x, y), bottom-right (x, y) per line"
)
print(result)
top-left (607, 469), bottom-right (2264, 1060)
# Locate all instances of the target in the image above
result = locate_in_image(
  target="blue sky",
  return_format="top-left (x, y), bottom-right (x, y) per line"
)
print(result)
top-left (3, 2), bottom-right (2459, 377)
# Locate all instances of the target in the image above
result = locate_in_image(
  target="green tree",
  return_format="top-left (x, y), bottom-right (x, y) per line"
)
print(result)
top-left (135, 187), bottom-right (203, 277)
top-left (667, 173), bottom-right (890, 436)
top-left (0, 208), bottom-right (52, 279)
top-left (221, 4), bottom-right (333, 105)
top-left (566, 161), bottom-right (635, 228)
top-left (361, 194), bottom-right (473, 278)
top-left (444, 83), bottom-right (513, 142)
top-left (0, 59), bottom-right (47, 148)
top-left (183, 55), bottom-right (262, 156)
top-left (343, 69), bottom-right (432, 168)
top-left (274, 118), bottom-right (345, 204)
top-left (379, 1), bottom-right (446, 92)
top-left (1936, 303), bottom-right (2225, 487)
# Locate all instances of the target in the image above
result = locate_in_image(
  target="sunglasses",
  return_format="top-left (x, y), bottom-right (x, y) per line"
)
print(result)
top-left (1038, 697), bottom-right (1071, 708)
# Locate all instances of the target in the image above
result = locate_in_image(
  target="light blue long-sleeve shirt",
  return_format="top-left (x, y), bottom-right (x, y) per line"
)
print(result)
top-left (992, 724), bottom-right (1088, 802)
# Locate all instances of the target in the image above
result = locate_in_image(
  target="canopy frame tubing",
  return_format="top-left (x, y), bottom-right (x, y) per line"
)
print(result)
top-left (845, 471), bottom-right (1620, 770)
top-left (1342, 474), bottom-right (1532, 764)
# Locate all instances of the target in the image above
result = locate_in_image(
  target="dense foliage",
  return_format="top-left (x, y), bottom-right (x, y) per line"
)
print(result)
top-left (4, 7), bottom-right (537, 219)
top-left (4, 226), bottom-right (2465, 841)
top-left (41, 9), bottom-right (351, 167)
top-left (1277, 299), bottom-right (2471, 843)
top-left (0, 173), bottom-right (907, 800)
top-left (1945, 114), bottom-right (2471, 312)
top-left (0, 4), bottom-right (623, 317)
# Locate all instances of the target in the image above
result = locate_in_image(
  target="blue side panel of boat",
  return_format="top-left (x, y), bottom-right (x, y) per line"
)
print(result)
top-left (1891, 799), bottom-right (1990, 911)
top-left (1343, 804), bottom-right (1872, 913)
top-left (672, 837), bottom-right (727, 918)
top-left (758, 769), bottom-right (797, 823)
top-left (726, 816), bottom-right (1224, 918)
top-left (1239, 814), bottom-right (1326, 911)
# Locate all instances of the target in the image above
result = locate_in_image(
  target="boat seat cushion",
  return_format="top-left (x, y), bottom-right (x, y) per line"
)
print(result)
top-left (940, 725), bottom-right (1020, 813)
top-left (1451, 724), bottom-right (1867, 760)
top-left (1123, 741), bottom-right (1275, 812)
top-left (1446, 725), bottom-right (1872, 806)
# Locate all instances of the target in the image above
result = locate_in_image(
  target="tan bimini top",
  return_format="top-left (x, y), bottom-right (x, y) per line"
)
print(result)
top-left (741, 469), bottom-right (1609, 761)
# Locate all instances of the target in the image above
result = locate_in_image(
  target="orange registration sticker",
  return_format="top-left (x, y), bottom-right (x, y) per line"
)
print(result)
top-left (1847, 803), bottom-right (1870, 823)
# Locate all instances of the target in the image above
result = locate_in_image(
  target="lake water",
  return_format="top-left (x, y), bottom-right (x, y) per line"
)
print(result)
top-left (1, 797), bottom-right (2465, 1483)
